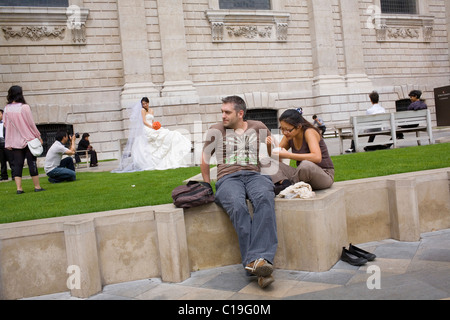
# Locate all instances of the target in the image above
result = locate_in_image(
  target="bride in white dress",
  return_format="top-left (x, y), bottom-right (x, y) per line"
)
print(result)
top-left (113, 97), bottom-right (191, 172)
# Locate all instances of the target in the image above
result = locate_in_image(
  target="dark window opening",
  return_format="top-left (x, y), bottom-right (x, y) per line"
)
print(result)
top-left (245, 109), bottom-right (278, 130)
top-left (219, 0), bottom-right (271, 10)
top-left (37, 124), bottom-right (74, 157)
top-left (395, 99), bottom-right (412, 112)
top-left (0, 0), bottom-right (68, 7)
top-left (380, 0), bottom-right (417, 14)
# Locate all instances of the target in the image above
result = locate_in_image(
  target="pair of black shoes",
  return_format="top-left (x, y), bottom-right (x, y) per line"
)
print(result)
top-left (340, 243), bottom-right (376, 266)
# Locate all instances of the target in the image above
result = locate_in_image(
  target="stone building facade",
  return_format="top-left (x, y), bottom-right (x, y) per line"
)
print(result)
top-left (0, 0), bottom-right (449, 161)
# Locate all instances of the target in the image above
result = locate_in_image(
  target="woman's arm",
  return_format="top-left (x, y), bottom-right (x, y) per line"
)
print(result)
top-left (23, 104), bottom-right (42, 142)
top-left (277, 130), bottom-right (323, 164)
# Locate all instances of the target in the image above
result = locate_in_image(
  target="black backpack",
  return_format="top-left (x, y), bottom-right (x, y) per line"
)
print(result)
top-left (172, 181), bottom-right (215, 209)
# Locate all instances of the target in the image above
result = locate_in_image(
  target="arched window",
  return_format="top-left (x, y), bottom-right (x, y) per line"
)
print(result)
top-left (245, 109), bottom-right (278, 130)
top-left (37, 124), bottom-right (74, 157)
top-left (395, 99), bottom-right (411, 112)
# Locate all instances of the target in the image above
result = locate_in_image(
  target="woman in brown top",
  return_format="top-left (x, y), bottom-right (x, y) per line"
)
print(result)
top-left (267, 109), bottom-right (334, 191)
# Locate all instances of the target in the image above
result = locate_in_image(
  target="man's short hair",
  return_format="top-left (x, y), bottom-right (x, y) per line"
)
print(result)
top-left (369, 91), bottom-right (379, 104)
top-left (222, 95), bottom-right (247, 117)
top-left (55, 131), bottom-right (68, 142)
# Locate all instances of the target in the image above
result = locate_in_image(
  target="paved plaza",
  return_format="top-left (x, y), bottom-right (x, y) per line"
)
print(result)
top-left (24, 228), bottom-right (450, 300)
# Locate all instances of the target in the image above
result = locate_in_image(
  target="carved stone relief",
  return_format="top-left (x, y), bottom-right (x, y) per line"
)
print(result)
top-left (206, 10), bottom-right (290, 42)
top-left (0, 6), bottom-right (89, 46)
top-left (2, 26), bottom-right (66, 41)
top-left (375, 15), bottom-right (434, 43)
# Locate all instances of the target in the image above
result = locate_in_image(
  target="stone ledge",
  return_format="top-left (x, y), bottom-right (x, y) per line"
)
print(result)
top-left (0, 168), bottom-right (448, 299)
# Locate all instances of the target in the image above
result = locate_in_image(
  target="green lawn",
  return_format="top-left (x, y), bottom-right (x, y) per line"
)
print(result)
top-left (0, 143), bottom-right (449, 224)
top-left (332, 143), bottom-right (450, 181)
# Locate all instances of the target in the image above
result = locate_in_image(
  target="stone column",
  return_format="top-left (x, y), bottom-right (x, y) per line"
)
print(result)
top-left (117, 0), bottom-right (159, 106)
top-left (446, 0), bottom-right (450, 65)
top-left (307, 0), bottom-right (344, 96)
top-left (155, 207), bottom-right (190, 283)
top-left (156, 0), bottom-right (197, 97)
top-left (339, 0), bottom-right (372, 91)
top-left (388, 179), bottom-right (421, 242)
top-left (64, 220), bottom-right (102, 298)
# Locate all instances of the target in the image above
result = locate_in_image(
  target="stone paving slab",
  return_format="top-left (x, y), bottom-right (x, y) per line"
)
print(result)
top-left (22, 229), bottom-right (450, 300)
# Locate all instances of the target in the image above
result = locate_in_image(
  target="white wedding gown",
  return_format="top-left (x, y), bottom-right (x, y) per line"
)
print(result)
top-left (114, 114), bottom-right (191, 172)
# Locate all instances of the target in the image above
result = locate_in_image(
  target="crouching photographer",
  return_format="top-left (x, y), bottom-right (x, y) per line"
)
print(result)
top-left (44, 131), bottom-right (77, 183)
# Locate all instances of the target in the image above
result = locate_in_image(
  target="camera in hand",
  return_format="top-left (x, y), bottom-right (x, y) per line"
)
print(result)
top-left (69, 132), bottom-right (80, 139)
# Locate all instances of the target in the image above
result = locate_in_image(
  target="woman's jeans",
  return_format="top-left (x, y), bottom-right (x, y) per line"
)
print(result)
top-left (47, 157), bottom-right (76, 183)
top-left (214, 171), bottom-right (277, 267)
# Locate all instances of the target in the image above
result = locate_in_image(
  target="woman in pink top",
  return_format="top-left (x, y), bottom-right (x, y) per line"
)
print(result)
top-left (3, 86), bottom-right (45, 194)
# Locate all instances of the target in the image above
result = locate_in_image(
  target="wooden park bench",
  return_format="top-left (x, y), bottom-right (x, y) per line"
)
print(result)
top-left (337, 109), bottom-right (434, 154)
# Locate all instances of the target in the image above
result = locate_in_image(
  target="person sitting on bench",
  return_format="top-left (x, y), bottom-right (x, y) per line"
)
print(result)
top-left (75, 133), bottom-right (98, 167)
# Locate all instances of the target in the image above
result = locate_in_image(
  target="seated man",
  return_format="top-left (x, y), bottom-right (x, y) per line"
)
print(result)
top-left (407, 90), bottom-right (427, 110)
top-left (75, 133), bottom-right (98, 167)
top-left (44, 131), bottom-right (77, 183)
top-left (201, 95), bottom-right (277, 289)
top-left (312, 114), bottom-right (326, 137)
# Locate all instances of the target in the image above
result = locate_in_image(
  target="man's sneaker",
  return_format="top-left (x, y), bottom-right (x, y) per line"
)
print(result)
top-left (245, 258), bottom-right (273, 277)
top-left (345, 148), bottom-right (355, 153)
top-left (258, 275), bottom-right (275, 289)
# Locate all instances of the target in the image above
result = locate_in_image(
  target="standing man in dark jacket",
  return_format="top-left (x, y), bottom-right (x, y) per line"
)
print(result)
top-left (0, 109), bottom-right (13, 181)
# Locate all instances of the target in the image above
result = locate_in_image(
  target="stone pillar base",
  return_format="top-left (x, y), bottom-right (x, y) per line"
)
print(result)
top-left (64, 220), bottom-right (102, 298)
top-left (121, 82), bottom-right (160, 105)
top-left (155, 207), bottom-right (190, 283)
top-left (388, 178), bottom-right (421, 241)
top-left (161, 80), bottom-right (197, 97)
top-left (274, 187), bottom-right (347, 272)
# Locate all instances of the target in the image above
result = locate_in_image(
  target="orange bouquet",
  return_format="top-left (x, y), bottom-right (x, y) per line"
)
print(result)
top-left (152, 121), bottom-right (161, 130)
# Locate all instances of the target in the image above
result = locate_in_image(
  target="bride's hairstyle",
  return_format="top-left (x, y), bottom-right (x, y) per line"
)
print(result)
top-left (141, 97), bottom-right (150, 104)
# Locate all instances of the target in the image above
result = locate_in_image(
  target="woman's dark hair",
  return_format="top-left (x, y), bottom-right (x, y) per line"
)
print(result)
top-left (141, 97), bottom-right (150, 104)
top-left (7, 85), bottom-right (27, 104)
top-left (279, 109), bottom-right (320, 134)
